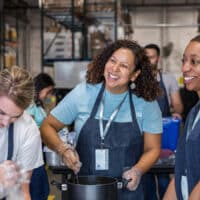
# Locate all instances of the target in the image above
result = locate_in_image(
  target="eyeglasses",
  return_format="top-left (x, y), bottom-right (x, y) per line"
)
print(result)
top-left (0, 109), bottom-right (23, 120)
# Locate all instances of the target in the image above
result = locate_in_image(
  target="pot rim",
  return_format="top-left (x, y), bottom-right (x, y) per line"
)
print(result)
top-left (67, 175), bottom-right (118, 186)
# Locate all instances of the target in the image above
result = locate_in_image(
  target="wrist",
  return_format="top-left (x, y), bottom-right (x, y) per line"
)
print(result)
top-left (132, 167), bottom-right (142, 177)
top-left (56, 142), bottom-right (73, 156)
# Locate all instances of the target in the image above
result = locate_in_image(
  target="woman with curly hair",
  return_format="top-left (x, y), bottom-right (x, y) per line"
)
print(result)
top-left (41, 40), bottom-right (162, 199)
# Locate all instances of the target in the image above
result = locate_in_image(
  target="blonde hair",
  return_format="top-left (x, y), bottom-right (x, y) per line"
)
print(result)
top-left (0, 66), bottom-right (34, 110)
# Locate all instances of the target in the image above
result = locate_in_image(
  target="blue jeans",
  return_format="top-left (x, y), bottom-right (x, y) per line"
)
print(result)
top-left (30, 165), bottom-right (49, 200)
top-left (143, 173), bottom-right (170, 200)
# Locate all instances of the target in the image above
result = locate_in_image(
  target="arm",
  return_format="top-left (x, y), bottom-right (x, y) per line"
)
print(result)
top-left (170, 91), bottom-right (183, 116)
top-left (163, 177), bottom-right (177, 200)
top-left (123, 132), bottom-right (161, 191)
top-left (135, 132), bottom-right (161, 173)
top-left (40, 114), bottom-right (65, 150)
top-left (189, 181), bottom-right (200, 200)
top-left (21, 171), bottom-right (32, 200)
top-left (40, 114), bottom-right (81, 172)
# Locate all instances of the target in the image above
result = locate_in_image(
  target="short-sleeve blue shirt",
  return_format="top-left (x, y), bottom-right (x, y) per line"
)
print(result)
top-left (51, 82), bottom-right (162, 137)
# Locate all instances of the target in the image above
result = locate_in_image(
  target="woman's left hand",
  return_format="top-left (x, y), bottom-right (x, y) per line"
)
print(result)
top-left (122, 167), bottom-right (142, 191)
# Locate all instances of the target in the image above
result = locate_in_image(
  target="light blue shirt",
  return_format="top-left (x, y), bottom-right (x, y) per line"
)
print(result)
top-left (27, 103), bottom-right (47, 127)
top-left (51, 82), bottom-right (162, 137)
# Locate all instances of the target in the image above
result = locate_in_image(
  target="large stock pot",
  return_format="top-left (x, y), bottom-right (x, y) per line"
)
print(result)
top-left (67, 175), bottom-right (118, 200)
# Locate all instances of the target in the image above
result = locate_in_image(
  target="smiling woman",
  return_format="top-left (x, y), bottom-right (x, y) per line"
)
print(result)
top-left (41, 40), bottom-right (163, 200)
top-left (163, 35), bottom-right (200, 200)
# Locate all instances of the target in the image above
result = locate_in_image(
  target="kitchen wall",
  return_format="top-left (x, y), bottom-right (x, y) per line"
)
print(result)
top-left (27, 6), bottom-right (199, 87)
top-left (129, 6), bottom-right (199, 84)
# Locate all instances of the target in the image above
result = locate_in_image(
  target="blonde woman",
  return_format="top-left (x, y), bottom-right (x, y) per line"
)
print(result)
top-left (0, 66), bottom-right (43, 200)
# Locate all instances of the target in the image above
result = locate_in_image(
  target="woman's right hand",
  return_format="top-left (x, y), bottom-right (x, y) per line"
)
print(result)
top-left (57, 142), bottom-right (81, 173)
top-left (62, 148), bottom-right (82, 174)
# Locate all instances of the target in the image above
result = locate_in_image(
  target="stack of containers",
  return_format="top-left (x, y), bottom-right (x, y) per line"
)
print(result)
top-left (162, 117), bottom-right (181, 151)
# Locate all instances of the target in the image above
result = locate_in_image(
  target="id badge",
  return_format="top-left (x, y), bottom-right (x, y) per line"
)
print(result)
top-left (95, 149), bottom-right (109, 170)
top-left (181, 175), bottom-right (189, 200)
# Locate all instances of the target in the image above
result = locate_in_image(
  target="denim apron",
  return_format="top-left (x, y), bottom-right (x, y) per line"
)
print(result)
top-left (1, 123), bottom-right (14, 200)
top-left (175, 100), bottom-right (200, 200)
top-left (157, 72), bottom-right (171, 117)
top-left (76, 84), bottom-right (144, 200)
top-left (143, 72), bottom-right (170, 200)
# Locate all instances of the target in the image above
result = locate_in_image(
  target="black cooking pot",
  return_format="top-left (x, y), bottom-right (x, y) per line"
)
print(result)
top-left (67, 175), bottom-right (118, 200)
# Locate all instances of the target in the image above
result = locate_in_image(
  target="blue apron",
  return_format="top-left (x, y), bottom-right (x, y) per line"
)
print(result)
top-left (157, 72), bottom-right (171, 117)
top-left (76, 84), bottom-right (144, 200)
top-left (175, 100), bottom-right (200, 200)
top-left (143, 72), bottom-right (170, 200)
top-left (1, 123), bottom-right (14, 200)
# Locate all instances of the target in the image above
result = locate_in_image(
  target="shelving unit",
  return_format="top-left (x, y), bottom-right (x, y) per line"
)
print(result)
top-left (41, 0), bottom-right (119, 69)
top-left (0, 0), bottom-right (29, 70)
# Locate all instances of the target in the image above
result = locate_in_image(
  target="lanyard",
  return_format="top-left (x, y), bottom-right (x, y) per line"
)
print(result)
top-left (99, 92), bottom-right (128, 146)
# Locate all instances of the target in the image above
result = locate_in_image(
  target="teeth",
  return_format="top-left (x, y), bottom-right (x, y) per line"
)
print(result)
top-left (109, 73), bottom-right (118, 79)
top-left (184, 76), bottom-right (194, 81)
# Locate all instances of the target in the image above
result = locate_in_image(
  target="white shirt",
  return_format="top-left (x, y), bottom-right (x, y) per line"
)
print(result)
top-left (0, 111), bottom-right (43, 171)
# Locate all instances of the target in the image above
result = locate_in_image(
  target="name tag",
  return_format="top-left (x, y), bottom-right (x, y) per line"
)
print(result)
top-left (95, 149), bottom-right (109, 170)
top-left (181, 175), bottom-right (189, 200)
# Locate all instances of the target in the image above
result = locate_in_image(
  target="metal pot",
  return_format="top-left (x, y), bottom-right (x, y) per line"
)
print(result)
top-left (45, 152), bottom-right (62, 166)
top-left (67, 176), bottom-right (118, 200)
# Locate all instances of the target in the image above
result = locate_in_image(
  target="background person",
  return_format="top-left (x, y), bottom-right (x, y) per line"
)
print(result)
top-left (145, 43), bottom-right (183, 117)
top-left (40, 40), bottom-right (163, 200)
top-left (0, 66), bottom-right (43, 200)
top-left (163, 35), bottom-right (200, 200)
top-left (143, 43), bottom-right (183, 200)
top-left (26, 73), bottom-right (55, 200)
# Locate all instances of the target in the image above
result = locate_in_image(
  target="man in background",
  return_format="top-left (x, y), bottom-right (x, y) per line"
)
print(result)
top-left (144, 43), bottom-right (183, 200)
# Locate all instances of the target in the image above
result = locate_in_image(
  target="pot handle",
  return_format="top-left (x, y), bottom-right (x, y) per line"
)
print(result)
top-left (117, 178), bottom-right (132, 189)
top-left (51, 180), bottom-right (68, 191)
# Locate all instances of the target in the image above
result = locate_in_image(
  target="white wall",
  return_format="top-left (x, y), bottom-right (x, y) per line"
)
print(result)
top-left (129, 6), bottom-right (199, 84)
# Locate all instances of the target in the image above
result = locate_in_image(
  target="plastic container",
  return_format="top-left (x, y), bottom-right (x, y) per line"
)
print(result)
top-left (162, 117), bottom-right (181, 151)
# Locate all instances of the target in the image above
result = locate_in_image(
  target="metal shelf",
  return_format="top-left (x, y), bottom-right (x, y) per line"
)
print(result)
top-left (41, 0), bottom-right (118, 69)
top-left (43, 58), bottom-right (92, 66)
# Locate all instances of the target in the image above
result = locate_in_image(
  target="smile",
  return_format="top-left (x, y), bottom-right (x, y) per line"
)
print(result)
top-left (108, 73), bottom-right (119, 80)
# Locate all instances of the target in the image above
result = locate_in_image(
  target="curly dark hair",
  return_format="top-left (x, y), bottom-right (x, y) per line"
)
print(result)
top-left (86, 40), bottom-right (161, 101)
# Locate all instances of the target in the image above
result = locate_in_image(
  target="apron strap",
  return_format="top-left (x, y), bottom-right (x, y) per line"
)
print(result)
top-left (158, 72), bottom-right (171, 116)
top-left (129, 88), bottom-right (141, 132)
top-left (1, 124), bottom-right (14, 200)
top-left (7, 123), bottom-right (14, 160)
top-left (90, 83), bottom-right (105, 118)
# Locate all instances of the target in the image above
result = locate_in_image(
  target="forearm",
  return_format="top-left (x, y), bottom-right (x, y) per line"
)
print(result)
top-left (163, 178), bottom-right (177, 200)
top-left (189, 181), bottom-right (200, 200)
top-left (134, 146), bottom-right (160, 174)
top-left (172, 103), bottom-right (183, 114)
top-left (134, 133), bottom-right (161, 174)
top-left (40, 116), bottom-right (65, 152)
top-left (22, 183), bottom-right (31, 200)
top-left (171, 92), bottom-right (183, 114)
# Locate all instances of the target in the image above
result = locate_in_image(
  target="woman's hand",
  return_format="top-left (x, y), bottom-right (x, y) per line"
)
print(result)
top-left (122, 167), bottom-right (142, 191)
top-left (57, 143), bottom-right (81, 173)
top-left (62, 148), bottom-right (82, 174)
top-left (0, 160), bottom-right (20, 197)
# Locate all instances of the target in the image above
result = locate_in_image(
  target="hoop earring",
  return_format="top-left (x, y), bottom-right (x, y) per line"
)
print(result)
top-left (130, 82), bottom-right (136, 89)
